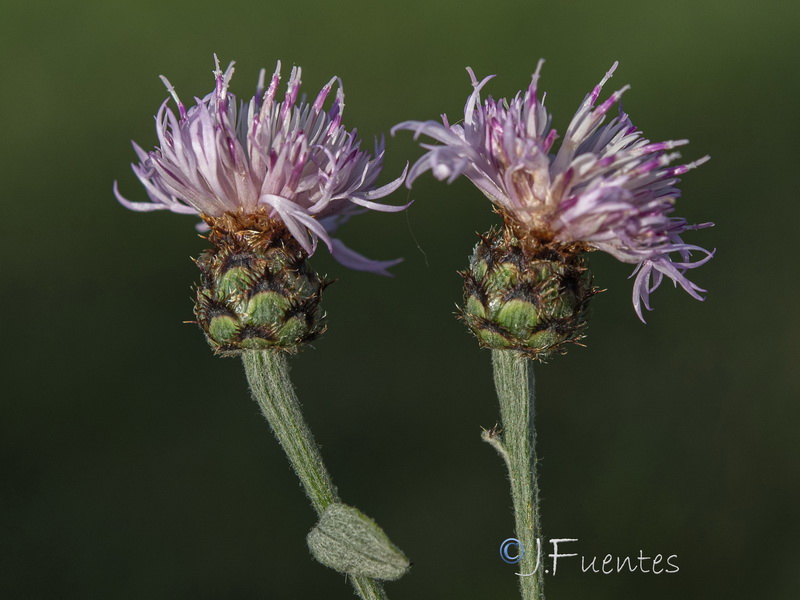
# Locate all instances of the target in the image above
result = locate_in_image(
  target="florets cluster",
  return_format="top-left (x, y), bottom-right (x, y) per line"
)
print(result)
top-left (115, 56), bottom-right (408, 275)
top-left (394, 61), bottom-right (713, 319)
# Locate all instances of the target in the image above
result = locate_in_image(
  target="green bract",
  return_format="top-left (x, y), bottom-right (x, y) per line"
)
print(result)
top-left (194, 214), bottom-right (326, 354)
top-left (461, 228), bottom-right (596, 361)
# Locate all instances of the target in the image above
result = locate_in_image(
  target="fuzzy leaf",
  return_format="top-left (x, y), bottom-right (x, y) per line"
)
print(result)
top-left (307, 503), bottom-right (409, 581)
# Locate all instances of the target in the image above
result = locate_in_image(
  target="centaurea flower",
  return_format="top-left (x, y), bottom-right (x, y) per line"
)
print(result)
top-left (114, 59), bottom-right (410, 600)
top-left (395, 61), bottom-right (713, 333)
top-left (395, 62), bottom-right (715, 600)
top-left (116, 57), bottom-right (408, 353)
top-left (117, 56), bottom-right (408, 274)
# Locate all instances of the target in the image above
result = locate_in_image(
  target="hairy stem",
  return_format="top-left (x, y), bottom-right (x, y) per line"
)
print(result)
top-left (489, 349), bottom-right (543, 600)
top-left (242, 349), bottom-right (388, 600)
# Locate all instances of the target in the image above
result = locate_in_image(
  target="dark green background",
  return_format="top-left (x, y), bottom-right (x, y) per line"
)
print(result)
top-left (2, 1), bottom-right (797, 598)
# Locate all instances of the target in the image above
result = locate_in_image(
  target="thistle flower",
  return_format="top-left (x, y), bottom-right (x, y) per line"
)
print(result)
top-left (394, 61), bottom-right (713, 323)
top-left (395, 61), bottom-right (713, 358)
top-left (116, 57), bottom-right (408, 353)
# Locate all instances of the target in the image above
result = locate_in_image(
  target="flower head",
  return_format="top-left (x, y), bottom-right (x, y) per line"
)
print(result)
top-left (115, 56), bottom-right (409, 276)
top-left (394, 61), bottom-right (713, 319)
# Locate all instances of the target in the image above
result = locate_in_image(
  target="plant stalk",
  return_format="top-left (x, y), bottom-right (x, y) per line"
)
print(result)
top-left (489, 349), bottom-right (543, 600)
top-left (242, 349), bottom-right (388, 600)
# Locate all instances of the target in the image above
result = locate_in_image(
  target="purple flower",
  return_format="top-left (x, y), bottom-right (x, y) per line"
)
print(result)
top-left (115, 56), bottom-right (409, 276)
top-left (394, 61), bottom-right (713, 319)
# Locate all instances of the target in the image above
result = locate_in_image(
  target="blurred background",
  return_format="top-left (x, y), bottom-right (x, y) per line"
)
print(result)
top-left (1, 0), bottom-right (797, 598)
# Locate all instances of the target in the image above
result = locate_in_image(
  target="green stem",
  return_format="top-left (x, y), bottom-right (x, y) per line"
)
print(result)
top-left (242, 349), bottom-right (388, 600)
top-left (489, 349), bottom-right (543, 600)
